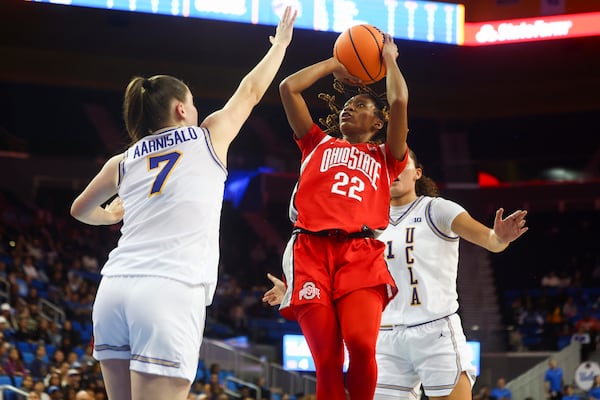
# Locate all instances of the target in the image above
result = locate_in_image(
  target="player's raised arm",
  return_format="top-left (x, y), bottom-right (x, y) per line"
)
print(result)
top-left (201, 6), bottom-right (297, 164)
top-left (70, 155), bottom-right (123, 225)
top-left (382, 34), bottom-right (409, 161)
top-left (452, 208), bottom-right (528, 253)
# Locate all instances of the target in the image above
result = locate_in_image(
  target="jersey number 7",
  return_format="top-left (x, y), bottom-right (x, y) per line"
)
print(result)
top-left (147, 151), bottom-right (182, 196)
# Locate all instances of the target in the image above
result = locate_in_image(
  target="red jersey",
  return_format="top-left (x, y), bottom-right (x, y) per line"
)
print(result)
top-left (291, 124), bottom-right (407, 233)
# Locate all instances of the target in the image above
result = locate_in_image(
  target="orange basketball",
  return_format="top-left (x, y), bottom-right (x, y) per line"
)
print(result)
top-left (333, 24), bottom-right (386, 85)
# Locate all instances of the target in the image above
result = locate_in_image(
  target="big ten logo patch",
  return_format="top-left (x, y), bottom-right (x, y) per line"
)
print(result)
top-left (299, 282), bottom-right (321, 300)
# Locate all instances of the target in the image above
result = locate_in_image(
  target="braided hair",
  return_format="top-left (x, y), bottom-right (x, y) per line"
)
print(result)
top-left (318, 79), bottom-right (389, 144)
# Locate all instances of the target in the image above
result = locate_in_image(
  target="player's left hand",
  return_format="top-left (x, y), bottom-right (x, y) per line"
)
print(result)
top-left (493, 208), bottom-right (528, 244)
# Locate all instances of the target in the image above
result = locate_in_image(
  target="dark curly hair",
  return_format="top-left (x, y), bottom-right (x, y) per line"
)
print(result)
top-left (410, 149), bottom-right (440, 197)
top-left (318, 79), bottom-right (389, 144)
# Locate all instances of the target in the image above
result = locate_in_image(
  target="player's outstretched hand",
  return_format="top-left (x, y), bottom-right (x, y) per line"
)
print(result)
top-left (262, 273), bottom-right (286, 306)
top-left (269, 6), bottom-right (297, 47)
top-left (493, 208), bottom-right (528, 244)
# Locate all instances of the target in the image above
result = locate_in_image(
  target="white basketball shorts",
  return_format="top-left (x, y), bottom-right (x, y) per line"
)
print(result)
top-left (92, 275), bottom-right (207, 382)
top-left (375, 313), bottom-right (476, 399)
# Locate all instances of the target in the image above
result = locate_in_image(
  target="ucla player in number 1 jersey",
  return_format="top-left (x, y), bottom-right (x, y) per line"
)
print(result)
top-left (70, 7), bottom-right (296, 400)
top-left (375, 149), bottom-right (528, 400)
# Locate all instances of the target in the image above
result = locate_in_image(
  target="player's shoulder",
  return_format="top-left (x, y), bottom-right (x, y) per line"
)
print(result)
top-left (428, 196), bottom-right (459, 208)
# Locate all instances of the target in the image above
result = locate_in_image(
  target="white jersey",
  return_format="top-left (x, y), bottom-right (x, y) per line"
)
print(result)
top-left (101, 126), bottom-right (226, 301)
top-left (378, 196), bottom-right (465, 326)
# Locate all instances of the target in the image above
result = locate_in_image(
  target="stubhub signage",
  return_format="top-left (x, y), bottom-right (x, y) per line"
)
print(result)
top-left (463, 11), bottom-right (600, 45)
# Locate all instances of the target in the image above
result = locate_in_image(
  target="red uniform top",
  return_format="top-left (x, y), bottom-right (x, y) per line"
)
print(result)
top-left (292, 124), bottom-right (407, 233)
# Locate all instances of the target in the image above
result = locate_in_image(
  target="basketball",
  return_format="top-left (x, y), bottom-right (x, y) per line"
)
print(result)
top-left (333, 24), bottom-right (386, 85)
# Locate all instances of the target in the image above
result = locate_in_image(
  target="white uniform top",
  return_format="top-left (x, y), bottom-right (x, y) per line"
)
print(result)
top-left (378, 196), bottom-right (465, 326)
top-left (101, 126), bottom-right (226, 303)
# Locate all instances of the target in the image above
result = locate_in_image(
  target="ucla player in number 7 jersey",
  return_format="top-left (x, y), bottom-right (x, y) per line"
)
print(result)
top-left (70, 7), bottom-right (296, 400)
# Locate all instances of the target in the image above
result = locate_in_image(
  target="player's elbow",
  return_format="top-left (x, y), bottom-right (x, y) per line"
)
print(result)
top-left (70, 202), bottom-right (82, 221)
top-left (279, 78), bottom-right (293, 98)
top-left (70, 198), bottom-right (88, 222)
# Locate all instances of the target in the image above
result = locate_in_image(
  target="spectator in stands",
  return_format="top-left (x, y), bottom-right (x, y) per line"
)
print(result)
top-left (225, 301), bottom-right (249, 336)
top-left (88, 360), bottom-right (104, 386)
top-left (65, 353), bottom-right (79, 370)
top-left (558, 271), bottom-right (572, 288)
top-left (59, 321), bottom-right (80, 354)
top-left (58, 336), bottom-right (75, 357)
top-left (49, 349), bottom-right (65, 372)
top-left (95, 388), bottom-right (109, 400)
top-left (14, 315), bottom-right (35, 343)
top-left (8, 270), bottom-right (29, 298)
top-left (44, 371), bottom-right (61, 390)
top-left (508, 326), bottom-right (526, 352)
top-left (0, 334), bottom-right (8, 375)
top-left (517, 299), bottom-right (546, 348)
top-left (36, 318), bottom-right (54, 345)
top-left (75, 390), bottom-right (93, 400)
top-left (0, 302), bottom-right (17, 332)
top-left (29, 344), bottom-right (49, 381)
top-left (26, 238), bottom-right (44, 263)
top-left (589, 375), bottom-right (600, 400)
top-left (574, 312), bottom-right (600, 351)
top-left (33, 380), bottom-right (50, 400)
top-left (21, 373), bottom-right (35, 393)
top-left (22, 256), bottom-right (41, 282)
top-left (0, 260), bottom-right (7, 280)
top-left (68, 8), bottom-right (296, 400)
top-left (490, 377), bottom-right (512, 400)
top-left (561, 384), bottom-right (579, 400)
top-left (547, 305), bottom-right (564, 326)
top-left (47, 386), bottom-right (63, 400)
top-left (58, 361), bottom-right (72, 387)
top-left (80, 250), bottom-right (99, 273)
top-left (250, 376), bottom-right (271, 400)
top-left (46, 321), bottom-right (62, 348)
top-left (208, 371), bottom-right (225, 396)
top-left (188, 379), bottom-right (206, 398)
top-left (0, 316), bottom-right (11, 337)
top-left (66, 259), bottom-right (84, 294)
top-left (47, 262), bottom-right (67, 295)
top-left (571, 325), bottom-right (593, 361)
top-left (28, 392), bottom-right (41, 400)
top-left (473, 384), bottom-right (492, 400)
top-left (64, 368), bottom-right (82, 394)
top-left (24, 288), bottom-right (41, 307)
top-left (544, 358), bottom-right (564, 400)
top-left (541, 271), bottom-right (562, 288)
top-left (4, 345), bottom-right (28, 377)
top-left (78, 346), bottom-right (94, 372)
top-left (76, 361), bottom-right (93, 392)
top-left (562, 297), bottom-right (579, 322)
